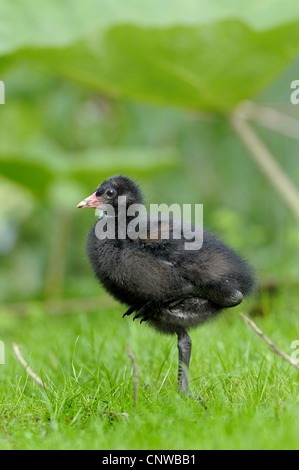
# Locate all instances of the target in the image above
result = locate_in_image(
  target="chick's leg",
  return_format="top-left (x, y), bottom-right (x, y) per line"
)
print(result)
top-left (177, 329), bottom-right (192, 393)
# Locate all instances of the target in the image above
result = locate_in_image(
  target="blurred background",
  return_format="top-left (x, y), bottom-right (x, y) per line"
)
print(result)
top-left (0, 1), bottom-right (299, 314)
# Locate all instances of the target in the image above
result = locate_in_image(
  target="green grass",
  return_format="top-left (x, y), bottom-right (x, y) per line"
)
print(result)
top-left (0, 287), bottom-right (298, 450)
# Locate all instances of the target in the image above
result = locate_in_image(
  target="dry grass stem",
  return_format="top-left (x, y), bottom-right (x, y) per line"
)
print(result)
top-left (238, 101), bottom-right (299, 141)
top-left (239, 313), bottom-right (299, 371)
top-left (12, 342), bottom-right (47, 388)
top-left (230, 109), bottom-right (299, 222)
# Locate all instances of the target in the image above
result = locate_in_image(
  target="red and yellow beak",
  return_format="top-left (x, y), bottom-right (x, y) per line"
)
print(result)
top-left (77, 192), bottom-right (101, 209)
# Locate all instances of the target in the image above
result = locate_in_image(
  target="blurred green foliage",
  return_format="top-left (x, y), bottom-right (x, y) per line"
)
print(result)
top-left (1, 3), bottom-right (299, 452)
top-left (0, 1), bottom-right (299, 304)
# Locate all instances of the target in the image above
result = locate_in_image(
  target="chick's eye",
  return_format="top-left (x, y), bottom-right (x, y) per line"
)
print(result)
top-left (106, 188), bottom-right (116, 198)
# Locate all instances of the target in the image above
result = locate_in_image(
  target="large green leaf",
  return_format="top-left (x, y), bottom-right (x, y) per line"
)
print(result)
top-left (0, 155), bottom-right (55, 197)
top-left (26, 22), bottom-right (299, 112)
top-left (0, 148), bottom-right (178, 198)
top-left (1, 1), bottom-right (299, 111)
top-left (1, 0), bottom-right (299, 56)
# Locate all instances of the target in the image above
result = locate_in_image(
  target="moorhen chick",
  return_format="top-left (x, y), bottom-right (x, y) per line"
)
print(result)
top-left (77, 175), bottom-right (254, 398)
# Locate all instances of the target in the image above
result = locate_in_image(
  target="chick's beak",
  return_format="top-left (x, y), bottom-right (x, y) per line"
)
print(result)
top-left (77, 192), bottom-right (101, 208)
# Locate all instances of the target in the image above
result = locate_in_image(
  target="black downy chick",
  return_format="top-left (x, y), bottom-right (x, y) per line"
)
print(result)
top-left (78, 175), bottom-right (254, 397)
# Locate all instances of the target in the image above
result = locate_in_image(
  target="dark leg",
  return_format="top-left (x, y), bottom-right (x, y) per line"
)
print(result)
top-left (122, 304), bottom-right (137, 318)
top-left (177, 329), bottom-right (207, 406)
top-left (132, 286), bottom-right (195, 322)
top-left (177, 329), bottom-right (192, 393)
top-left (130, 286), bottom-right (243, 323)
top-left (122, 304), bottom-right (153, 324)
